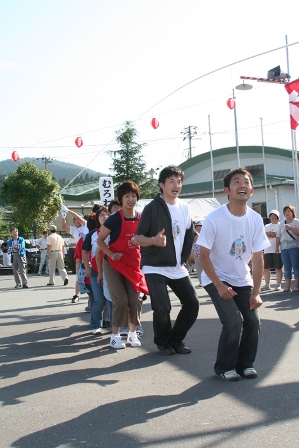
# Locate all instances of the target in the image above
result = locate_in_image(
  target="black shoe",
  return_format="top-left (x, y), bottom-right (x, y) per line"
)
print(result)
top-left (71, 295), bottom-right (79, 303)
top-left (102, 320), bottom-right (110, 328)
top-left (23, 285), bottom-right (29, 288)
top-left (15, 284), bottom-right (22, 288)
top-left (157, 343), bottom-right (176, 355)
top-left (85, 306), bottom-right (90, 313)
top-left (64, 278), bottom-right (69, 286)
top-left (169, 341), bottom-right (191, 354)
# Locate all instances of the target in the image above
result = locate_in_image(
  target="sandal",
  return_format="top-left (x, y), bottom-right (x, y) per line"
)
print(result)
top-left (283, 288), bottom-right (291, 292)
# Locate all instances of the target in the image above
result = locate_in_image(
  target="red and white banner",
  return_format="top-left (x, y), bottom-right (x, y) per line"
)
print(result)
top-left (285, 79), bottom-right (299, 130)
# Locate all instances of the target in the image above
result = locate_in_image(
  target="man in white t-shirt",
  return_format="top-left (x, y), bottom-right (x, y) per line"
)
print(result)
top-left (198, 168), bottom-right (270, 381)
top-left (62, 207), bottom-right (89, 303)
top-left (134, 165), bottom-right (199, 355)
top-left (36, 231), bottom-right (49, 275)
top-left (262, 210), bottom-right (283, 291)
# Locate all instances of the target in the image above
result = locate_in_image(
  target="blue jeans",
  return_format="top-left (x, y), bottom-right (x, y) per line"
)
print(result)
top-left (90, 270), bottom-right (106, 330)
top-left (145, 274), bottom-right (199, 346)
top-left (281, 248), bottom-right (299, 279)
top-left (204, 283), bottom-right (260, 375)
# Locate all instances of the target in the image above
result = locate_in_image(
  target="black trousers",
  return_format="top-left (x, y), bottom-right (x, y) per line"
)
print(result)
top-left (145, 273), bottom-right (199, 346)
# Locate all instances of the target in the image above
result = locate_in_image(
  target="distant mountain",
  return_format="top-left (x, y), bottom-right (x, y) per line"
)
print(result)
top-left (0, 158), bottom-right (106, 187)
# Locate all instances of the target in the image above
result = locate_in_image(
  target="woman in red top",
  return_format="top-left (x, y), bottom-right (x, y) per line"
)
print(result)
top-left (97, 181), bottom-right (148, 349)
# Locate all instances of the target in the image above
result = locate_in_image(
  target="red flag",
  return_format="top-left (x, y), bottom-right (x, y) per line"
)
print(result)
top-left (285, 78), bottom-right (299, 130)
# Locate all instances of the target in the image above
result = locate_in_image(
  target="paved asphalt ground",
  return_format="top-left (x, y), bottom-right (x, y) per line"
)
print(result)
top-left (0, 270), bottom-right (298, 448)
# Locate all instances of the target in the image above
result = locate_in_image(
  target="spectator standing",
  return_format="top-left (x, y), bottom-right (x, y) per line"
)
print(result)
top-left (1, 236), bottom-right (11, 266)
top-left (261, 210), bottom-right (283, 291)
top-left (46, 225), bottom-right (68, 286)
top-left (134, 165), bottom-right (199, 355)
top-left (61, 207), bottom-right (89, 303)
top-left (7, 228), bottom-right (28, 288)
top-left (36, 231), bottom-right (49, 275)
top-left (198, 168), bottom-right (270, 381)
top-left (276, 204), bottom-right (299, 292)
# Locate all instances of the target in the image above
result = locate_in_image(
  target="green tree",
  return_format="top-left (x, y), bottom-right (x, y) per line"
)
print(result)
top-left (0, 207), bottom-right (11, 236)
top-left (110, 120), bottom-right (158, 198)
top-left (0, 161), bottom-right (61, 237)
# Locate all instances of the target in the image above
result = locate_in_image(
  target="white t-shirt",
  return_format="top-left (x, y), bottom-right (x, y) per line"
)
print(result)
top-left (197, 204), bottom-right (270, 287)
top-left (69, 223), bottom-right (89, 243)
top-left (264, 222), bottom-right (280, 254)
top-left (276, 218), bottom-right (299, 250)
top-left (142, 198), bottom-right (192, 279)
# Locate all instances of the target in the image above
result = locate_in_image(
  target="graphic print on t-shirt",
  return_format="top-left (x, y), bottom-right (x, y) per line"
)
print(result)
top-left (229, 235), bottom-right (246, 260)
top-left (172, 220), bottom-right (180, 239)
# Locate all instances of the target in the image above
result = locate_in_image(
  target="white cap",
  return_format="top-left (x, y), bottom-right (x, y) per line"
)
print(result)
top-left (268, 209), bottom-right (280, 219)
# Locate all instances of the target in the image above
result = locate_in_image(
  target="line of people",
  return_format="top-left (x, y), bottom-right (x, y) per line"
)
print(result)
top-left (62, 165), bottom-right (270, 383)
top-left (7, 164), bottom-right (298, 382)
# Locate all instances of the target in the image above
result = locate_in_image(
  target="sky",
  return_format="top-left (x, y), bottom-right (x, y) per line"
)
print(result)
top-left (0, 0), bottom-right (299, 181)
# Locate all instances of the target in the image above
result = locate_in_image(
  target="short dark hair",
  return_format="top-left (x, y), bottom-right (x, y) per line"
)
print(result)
top-left (117, 181), bottom-right (140, 205)
top-left (92, 203), bottom-right (101, 213)
top-left (95, 206), bottom-right (109, 229)
top-left (10, 227), bottom-right (18, 232)
top-left (108, 199), bottom-right (121, 213)
top-left (223, 168), bottom-right (253, 189)
top-left (158, 165), bottom-right (184, 193)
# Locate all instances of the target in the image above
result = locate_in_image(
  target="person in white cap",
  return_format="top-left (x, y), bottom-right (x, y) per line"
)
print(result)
top-left (262, 210), bottom-right (283, 291)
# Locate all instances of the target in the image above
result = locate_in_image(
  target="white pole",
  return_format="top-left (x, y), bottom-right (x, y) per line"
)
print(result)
top-left (294, 130), bottom-right (299, 211)
top-left (233, 89), bottom-right (240, 167)
top-left (208, 115), bottom-right (215, 198)
top-left (285, 35), bottom-right (298, 210)
top-left (260, 118), bottom-right (268, 215)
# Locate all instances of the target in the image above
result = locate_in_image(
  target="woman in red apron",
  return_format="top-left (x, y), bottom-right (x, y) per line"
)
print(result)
top-left (97, 181), bottom-right (148, 349)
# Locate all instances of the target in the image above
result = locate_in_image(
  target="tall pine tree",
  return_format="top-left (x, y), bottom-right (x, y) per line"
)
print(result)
top-left (110, 121), bottom-right (158, 198)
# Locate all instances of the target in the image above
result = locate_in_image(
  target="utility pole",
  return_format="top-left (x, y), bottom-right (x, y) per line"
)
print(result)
top-left (181, 126), bottom-right (197, 159)
top-left (36, 155), bottom-right (54, 170)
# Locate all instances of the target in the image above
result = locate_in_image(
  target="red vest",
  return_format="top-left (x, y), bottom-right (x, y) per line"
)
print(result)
top-left (107, 210), bottom-right (148, 294)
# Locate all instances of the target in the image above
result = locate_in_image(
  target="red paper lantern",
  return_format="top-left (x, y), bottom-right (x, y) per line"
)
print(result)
top-left (11, 151), bottom-right (20, 162)
top-left (75, 137), bottom-right (83, 147)
top-left (227, 98), bottom-right (236, 109)
top-left (151, 118), bottom-right (159, 129)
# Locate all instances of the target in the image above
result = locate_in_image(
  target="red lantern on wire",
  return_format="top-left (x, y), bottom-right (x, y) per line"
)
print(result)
top-left (75, 137), bottom-right (83, 147)
top-left (11, 151), bottom-right (20, 162)
top-left (227, 98), bottom-right (236, 109)
top-left (151, 118), bottom-right (159, 129)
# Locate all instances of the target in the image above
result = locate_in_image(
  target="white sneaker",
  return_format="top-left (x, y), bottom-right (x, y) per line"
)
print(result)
top-left (241, 367), bottom-right (257, 378)
top-left (110, 334), bottom-right (126, 349)
top-left (91, 328), bottom-right (102, 335)
top-left (216, 369), bottom-right (241, 381)
top-left (127, 331), bottom-right (141, 347)
top-left (261, 284), bottom-right (271, 291)
top-left (274, 284), bottom-right (282, 291)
